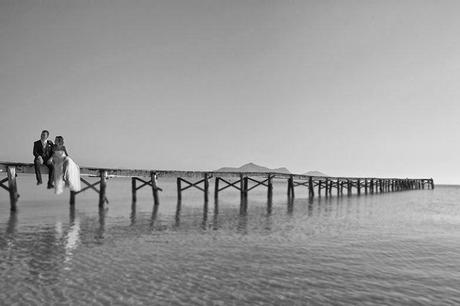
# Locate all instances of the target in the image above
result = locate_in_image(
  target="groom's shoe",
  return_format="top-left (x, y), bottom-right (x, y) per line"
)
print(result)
top-left (37, 181), bottom-right (42, 186)
top-left (47, 183), bottom-right (54, 189)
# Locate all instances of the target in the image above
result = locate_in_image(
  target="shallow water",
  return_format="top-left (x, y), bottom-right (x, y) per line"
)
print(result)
top-left (1, 175), bottom-right (459, 305)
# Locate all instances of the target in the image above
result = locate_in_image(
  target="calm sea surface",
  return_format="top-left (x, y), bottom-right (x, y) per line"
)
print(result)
top-left (1, 175), bottom-right (459, 305)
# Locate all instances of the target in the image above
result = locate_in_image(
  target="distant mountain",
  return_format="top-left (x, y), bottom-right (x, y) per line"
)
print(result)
top-left (303, 170), bottom-right (329, 177)
top-left (215, 162), bottom-right (291, 174)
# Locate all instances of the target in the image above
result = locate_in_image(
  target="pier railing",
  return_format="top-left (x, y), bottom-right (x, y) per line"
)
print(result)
top-left (0, 162), bottom-right (434, 211)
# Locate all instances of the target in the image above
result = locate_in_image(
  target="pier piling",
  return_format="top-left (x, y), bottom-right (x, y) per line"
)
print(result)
top-left (0, 162), bottom-right (435, 210)
top-left (214, 177), bottom-right (220, 200)
top-left (7, 166), bottom-right (18, 211)
top-left (131, 177), bottom-right (137, 203)
top-left (308, 177), bottom-right (314, 198)
top-left (267, 175), bottom-right (273, 201)
top-left (151, 172), bottom-right (160, 207)
top-left (243, 177), bottom-right (249, 199)
top-left (99, 170), bottom-right (107, 208)
top-left (239, 174), bottom-right (245, 200)
top-left (177, 178), bottom-right (182, 201)
top-left (204, 173), bottom-right (209, 202)
top-left (287, 176), bottom-right (294, 198)
top-left (70, 191), bottom-right (76, 206)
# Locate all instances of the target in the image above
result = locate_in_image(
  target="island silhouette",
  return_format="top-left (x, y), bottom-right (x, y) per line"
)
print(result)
top-left (215, 162), bottom-right (328, 176)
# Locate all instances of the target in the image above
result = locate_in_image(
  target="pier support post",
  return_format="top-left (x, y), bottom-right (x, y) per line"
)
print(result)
top-left (240, 176), bottom-right (248, 210)
top-left (308, 177), bottom-right (314, 198)
top-left (99, 170), bottom-right (107, 208)
top-left (243, 176), bottom-right (249, 200)
top-left (151, 172), bottom-right (160, 207)
top-left (364, 179), bottom-right (368, 194)
top-left (131, 177), bottom-right (137, 203)
top-left (318, 180), bottom-right (322, 197)
top-left (204, 173), bottom-right (209, 202)
top-left (240, 174), bottom-right (245, 200)
top-left (7, 166), bottom-right (18, 212)
top-left (336, 179), bottom-right (340, 196)
top-left (329, 179), bottom-right (333, 197)
top-left (70, 191), bottom-right (76, 206)
top-left (267, 175), bottom-right (273, 200)
top-left (431, 179), bottom-right (435, 189)
top-left (287, 176), bottom-right (294, 198)
top-left (347, 180), bottom-right (352, 196)
top-left (357, 179), bottom-right (361, 195)
top-left (214, 177), bottom-right (220, 200)
top-left (325, 179), bottom-right (329, 197)
top-left (177, 178), bottom-right (182, 201)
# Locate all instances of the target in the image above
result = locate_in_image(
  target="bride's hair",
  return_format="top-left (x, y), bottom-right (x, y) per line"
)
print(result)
top-left (55, 136), bottom-right (64, 146)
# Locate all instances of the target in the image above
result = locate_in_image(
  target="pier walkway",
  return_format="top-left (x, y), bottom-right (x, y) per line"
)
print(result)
top-left (0, 162), bottom-right (434, 211)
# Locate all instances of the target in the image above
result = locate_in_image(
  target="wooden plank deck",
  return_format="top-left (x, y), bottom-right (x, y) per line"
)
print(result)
top-left (0, 161), bottom-right (435, 212)
top-left (0, 161), bottom-right (430, 181)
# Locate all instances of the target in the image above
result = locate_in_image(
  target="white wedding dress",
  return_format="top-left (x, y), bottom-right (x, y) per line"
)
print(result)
top-left (52, 150), bottom-right (81, 194)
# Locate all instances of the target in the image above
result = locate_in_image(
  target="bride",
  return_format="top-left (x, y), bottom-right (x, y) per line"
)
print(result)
top-left (50, 136), bottom-right (81, 194)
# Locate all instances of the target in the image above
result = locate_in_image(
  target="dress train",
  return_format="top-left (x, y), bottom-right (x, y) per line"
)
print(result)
top-left (53, 151), bottom-right (81, 194)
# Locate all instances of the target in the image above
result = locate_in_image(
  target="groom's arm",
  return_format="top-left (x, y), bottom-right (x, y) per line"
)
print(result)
top-left (33, 142), bottom-right (39, 158)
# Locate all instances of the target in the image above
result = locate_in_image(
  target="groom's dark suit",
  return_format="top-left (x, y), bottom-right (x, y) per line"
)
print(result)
top-left (33, 140), bottom-right (54, 186)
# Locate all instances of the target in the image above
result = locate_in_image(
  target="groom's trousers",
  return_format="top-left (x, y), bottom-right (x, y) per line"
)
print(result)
top-left (34, 157), bottom-right (54, 186)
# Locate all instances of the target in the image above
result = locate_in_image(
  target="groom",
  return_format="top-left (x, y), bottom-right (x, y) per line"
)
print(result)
top-left (33, 130), bottom-right (54, 188)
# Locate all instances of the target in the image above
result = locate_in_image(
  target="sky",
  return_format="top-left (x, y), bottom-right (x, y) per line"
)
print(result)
top-left (1, 0), bottom-right (460, 183)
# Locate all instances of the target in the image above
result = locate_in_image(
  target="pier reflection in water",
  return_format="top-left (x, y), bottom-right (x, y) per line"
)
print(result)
top-left (0, 179), bottom-right (460, 305)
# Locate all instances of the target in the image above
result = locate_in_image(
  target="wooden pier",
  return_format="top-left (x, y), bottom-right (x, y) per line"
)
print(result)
top-left (0, 162), bottom-right (435, 212)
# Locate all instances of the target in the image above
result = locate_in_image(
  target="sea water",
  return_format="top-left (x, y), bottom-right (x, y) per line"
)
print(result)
top-left (0, 175), bottom-right (459, 305)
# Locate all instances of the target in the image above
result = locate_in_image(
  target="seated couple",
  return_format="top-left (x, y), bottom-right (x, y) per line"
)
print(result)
top-left (33, 130), bottom-right (81, 194)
